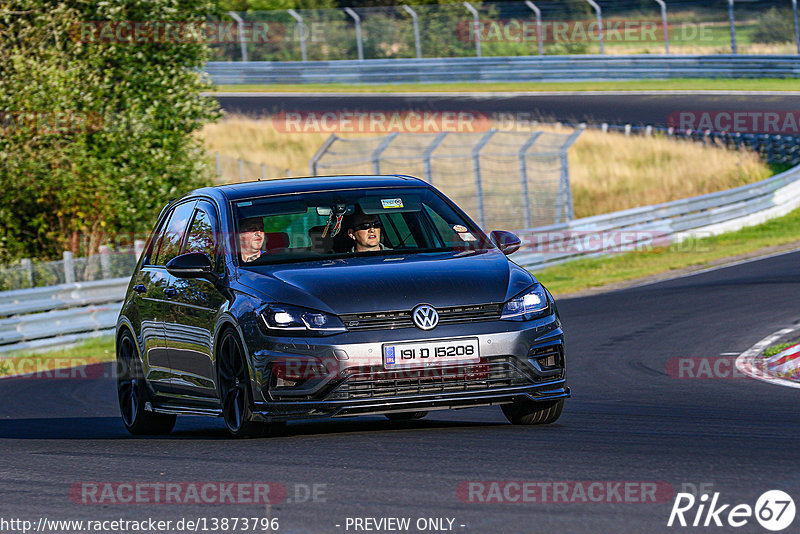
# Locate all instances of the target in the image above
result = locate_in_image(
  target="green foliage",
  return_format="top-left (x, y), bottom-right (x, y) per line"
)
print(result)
top-left (752, 8), bottom-right (797, 44)
top-left (0, 1), bottom-right (220, 262)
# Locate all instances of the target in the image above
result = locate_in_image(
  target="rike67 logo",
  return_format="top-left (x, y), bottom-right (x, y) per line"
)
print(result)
top-left (668, 490), bottom-right (796, 531)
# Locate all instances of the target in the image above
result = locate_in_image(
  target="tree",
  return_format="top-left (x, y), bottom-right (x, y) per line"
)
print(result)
top-left (0, 1), bottom-right (220, 262)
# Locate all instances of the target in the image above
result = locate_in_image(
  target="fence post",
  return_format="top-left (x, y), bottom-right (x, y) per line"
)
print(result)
top-left (555, 125), bottom-right (585, 223)
top-left (215, 152), bottom-right (222, 179)
top-left (472, 130), bottom-right (496, 229)
top-left (586, 0), bottom-right (604, 55)
top-left (518, 132), bottom-right (544, 229)
top-left (654, 0), bottom-right (669, 54)
top-left (727, 0), bottom-right (737, 54)
top-left (422, 132), bottom-right (448, 184)
top-left (309, 134), bottom-right (338, 176)
top-left (238, 158), bottom-right (244, 181)
top-left (260, 163), bottom-right (267, 180)
top-left (793, 0), bottom-right (800, 54)
top-left (20, 258), bottom-right (33, 288)
top-left (371, 132), bottom-right (399, 174)
top-left (524, 1), bottom-right (544, 55)
top-left (228, 12), bottom-right (248, 62)
top-left (63, 251), bottom-right (75, 284)
top-left (403, 5), bottom-right (422, 59)
top-left (287, 9), bottom-right (308, 61)
top-left (464, 2), bottom-right (481, 57)
top-left (344, 7), bottom-right (364, 60)
top-left (99, 245), bottom-right (111, 279)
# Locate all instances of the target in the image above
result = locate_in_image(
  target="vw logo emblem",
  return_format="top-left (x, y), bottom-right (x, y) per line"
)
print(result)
top-left (412, 304), bottom-right (439, 330)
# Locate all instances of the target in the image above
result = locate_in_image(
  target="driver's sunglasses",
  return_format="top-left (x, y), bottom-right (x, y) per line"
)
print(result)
top-left (354, 220), bottom-right (383, 231)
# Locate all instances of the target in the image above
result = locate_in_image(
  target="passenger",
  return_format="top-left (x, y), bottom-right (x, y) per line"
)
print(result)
top-left (239, 217), bottom-right (265, 262)
top-left (347, 213), bottom-right (389, 252)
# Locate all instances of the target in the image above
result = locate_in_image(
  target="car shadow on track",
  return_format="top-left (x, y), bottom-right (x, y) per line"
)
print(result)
top-left (0, 415), bottom-right (507, 440)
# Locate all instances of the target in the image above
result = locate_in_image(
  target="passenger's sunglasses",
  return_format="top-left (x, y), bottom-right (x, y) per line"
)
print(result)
top-left (354, 221), bottom-right (383, 231)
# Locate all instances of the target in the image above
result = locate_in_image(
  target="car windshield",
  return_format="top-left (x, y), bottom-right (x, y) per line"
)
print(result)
top-left (233, 187), bottom-right (491, 265)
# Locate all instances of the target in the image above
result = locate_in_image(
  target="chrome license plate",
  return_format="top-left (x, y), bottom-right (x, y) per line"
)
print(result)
top-left (383, 338), bottom-right (480, 369)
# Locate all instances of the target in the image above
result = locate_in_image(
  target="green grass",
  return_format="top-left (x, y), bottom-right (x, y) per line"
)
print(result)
top-left (1, 335), bottom-right (115, 377)
top-left (535, 205), bottom-right (800, 296)
top-left (214, 78), bottom-right (800, 94)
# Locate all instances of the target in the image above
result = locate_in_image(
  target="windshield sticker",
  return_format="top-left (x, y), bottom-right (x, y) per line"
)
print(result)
top-left (458, 232), bottom-right (477, 242)
top-left (380, 198), bottom-right (404, 209)
top-left (452, 225), bottom-right (468, 233)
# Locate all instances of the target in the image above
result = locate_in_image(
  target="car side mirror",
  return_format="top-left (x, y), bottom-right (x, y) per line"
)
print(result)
top-left (166, 252), bottom-right (218, 282)
top-left (490, 230), bottom-right (521, 255)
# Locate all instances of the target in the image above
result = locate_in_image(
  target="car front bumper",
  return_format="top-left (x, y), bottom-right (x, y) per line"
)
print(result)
top-left (245, 313), bottom-right (568, 420)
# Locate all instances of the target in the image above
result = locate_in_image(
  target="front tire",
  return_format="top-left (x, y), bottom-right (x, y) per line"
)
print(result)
top-left (502, 398), bottom-right (564, 425)
top-left (218, 331), bottom-right (271, 438)
top-left (116, 331), bottom-right (176, 436)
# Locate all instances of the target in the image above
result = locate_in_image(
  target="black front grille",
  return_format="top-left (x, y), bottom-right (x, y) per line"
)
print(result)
top-left (327, 356), bottom-right (533, 400)
top-left (340, 304), bottom-right (502, 331)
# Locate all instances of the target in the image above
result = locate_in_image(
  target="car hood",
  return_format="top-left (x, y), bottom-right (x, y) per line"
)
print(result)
top-left (234, 250), bottom-right (534, 315)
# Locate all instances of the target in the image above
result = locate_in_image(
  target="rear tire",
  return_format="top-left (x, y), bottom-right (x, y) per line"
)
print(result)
top-left (218, 331), bottom-right (275, 438)
top-left (116, 331), bottom-right (176, 436)
top-left (502, 398), bottom-right (564, 425)
top-left (385, 411), bottom-right (428, 421)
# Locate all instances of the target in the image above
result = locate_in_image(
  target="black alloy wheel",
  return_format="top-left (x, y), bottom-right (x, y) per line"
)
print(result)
top-left (117, 331), bottom-right (176, 435)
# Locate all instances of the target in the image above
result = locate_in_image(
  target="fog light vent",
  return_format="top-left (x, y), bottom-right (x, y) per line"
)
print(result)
top-left (528, 344), bottom-right (563, 371)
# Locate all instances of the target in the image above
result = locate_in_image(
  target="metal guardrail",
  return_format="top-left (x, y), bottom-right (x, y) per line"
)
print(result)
top-left (0, 278), bottom-right (128, 353)
top-left (205, 55), bottom-right (800, 84)
top-left (513, 163), bottom-right (800, 271)
top-left (2, 161), bottom-right (800, 353)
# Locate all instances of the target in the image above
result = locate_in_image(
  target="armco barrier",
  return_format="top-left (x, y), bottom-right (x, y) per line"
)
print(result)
top-left (204, 55), bottom-right (800, 84)
top-left (513, 163), bottom-right (800, 271)
top-left (2, 162), bottom-right (800, 353)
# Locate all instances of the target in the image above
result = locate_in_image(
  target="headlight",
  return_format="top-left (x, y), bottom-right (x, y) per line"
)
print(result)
top-left (501, 285), bottom-right (550, 321)
top-left (261, 304), bottom-right (347, 335)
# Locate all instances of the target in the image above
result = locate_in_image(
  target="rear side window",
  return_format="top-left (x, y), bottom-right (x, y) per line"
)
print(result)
top-left (184, 202), bottom-right (219, 258)
top-left (153, 201), bottom-right (196, 266)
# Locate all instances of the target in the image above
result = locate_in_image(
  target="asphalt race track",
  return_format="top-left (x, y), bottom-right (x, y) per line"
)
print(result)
top-left (2, 249), bottom-right (799, 533)
top-left (214, 92), bottom-right (800, 128)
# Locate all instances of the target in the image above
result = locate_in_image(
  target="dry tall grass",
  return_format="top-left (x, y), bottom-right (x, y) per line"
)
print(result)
top-left (568, 129), bottom-right (772, 217)
top-left (199, 115), bottom-right (773, 218)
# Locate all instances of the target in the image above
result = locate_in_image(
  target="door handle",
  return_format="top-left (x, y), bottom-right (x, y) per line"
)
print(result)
top-left (163, 287), bottom-right (178, 297)
top-left (133, 284), bottom-right (146, 294)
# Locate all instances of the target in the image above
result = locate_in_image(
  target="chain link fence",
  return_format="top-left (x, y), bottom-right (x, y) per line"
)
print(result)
top-left (309, 128), bottom-right (584, 231)
top-left (209, 0), bottom-right (800, 63)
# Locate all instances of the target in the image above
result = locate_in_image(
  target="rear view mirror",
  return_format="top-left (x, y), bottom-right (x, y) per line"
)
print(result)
top-left (166, 252), bottom-right (218, 281)
top-left (490, 230), bottom-right (522, 255)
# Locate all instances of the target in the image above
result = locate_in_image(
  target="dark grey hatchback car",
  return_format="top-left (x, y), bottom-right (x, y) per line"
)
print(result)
top-left (116, 175), bottom-right (569, 437)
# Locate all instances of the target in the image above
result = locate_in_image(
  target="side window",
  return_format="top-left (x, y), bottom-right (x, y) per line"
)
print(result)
top-left (144, 212), bottom-right (173, 266)
top-left (153, 201), bottom-right (196, 266)
top-left (184, 202), bottom-right (218, 259)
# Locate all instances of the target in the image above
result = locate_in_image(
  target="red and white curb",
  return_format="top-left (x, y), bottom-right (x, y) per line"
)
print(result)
top-left (736, 327), bottom-right (800, 389)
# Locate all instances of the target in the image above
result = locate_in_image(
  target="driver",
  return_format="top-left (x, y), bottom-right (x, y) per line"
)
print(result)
top-left (239, 217), bottom-right (265, 262)
top-left (347, 212), bottom-right (389, 252)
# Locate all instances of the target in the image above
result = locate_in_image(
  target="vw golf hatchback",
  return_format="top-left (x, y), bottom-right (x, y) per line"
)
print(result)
top-left (116, 175), bottom-right (569, 437)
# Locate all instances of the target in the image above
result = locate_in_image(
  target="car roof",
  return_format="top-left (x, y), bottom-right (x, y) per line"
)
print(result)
top-left (192, 175), bottom-right (428, 203)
